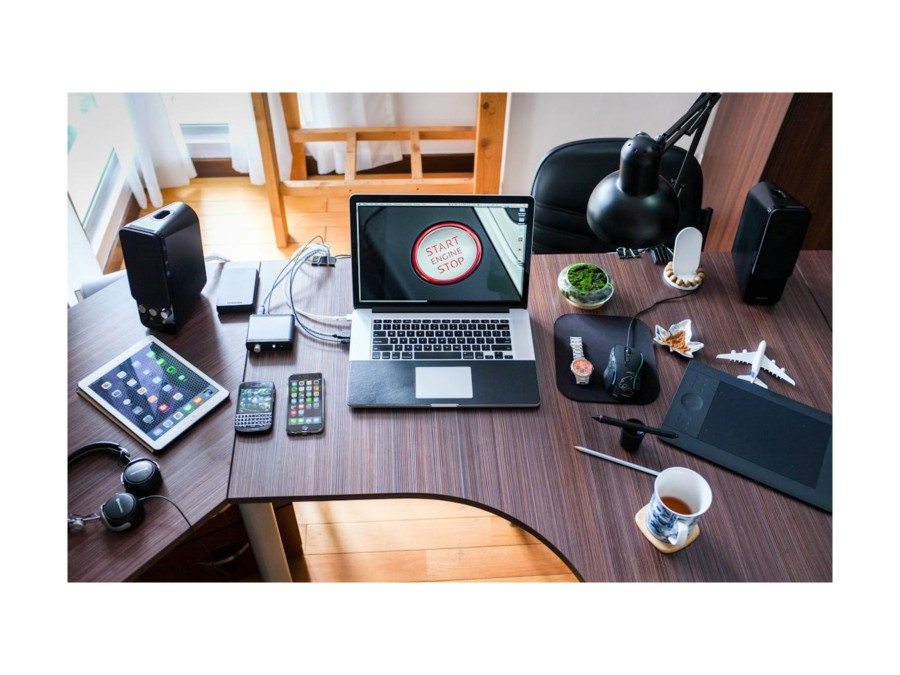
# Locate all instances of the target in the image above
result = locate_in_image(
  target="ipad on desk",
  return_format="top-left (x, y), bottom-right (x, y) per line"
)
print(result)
top-left (77, 337), bottom-right (229, 452)
top-left (661, 361), bottom-right (832, 512)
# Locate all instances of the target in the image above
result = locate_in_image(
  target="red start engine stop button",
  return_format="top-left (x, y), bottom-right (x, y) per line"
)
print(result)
top-left (412, 222), bottom-right (483, 284)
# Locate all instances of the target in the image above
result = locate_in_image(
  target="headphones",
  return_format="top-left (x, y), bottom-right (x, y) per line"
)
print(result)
top-left (68, 442), bottom-right (163, 533)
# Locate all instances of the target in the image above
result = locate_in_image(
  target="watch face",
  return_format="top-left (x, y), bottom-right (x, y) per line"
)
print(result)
top-left (571, 358), bottom-right (593, 376)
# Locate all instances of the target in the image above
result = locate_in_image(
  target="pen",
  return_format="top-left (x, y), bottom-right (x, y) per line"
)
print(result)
top-left (573, 446), bottom-right (660, 476)
top-left (592, 415), bottom-right (679, 439)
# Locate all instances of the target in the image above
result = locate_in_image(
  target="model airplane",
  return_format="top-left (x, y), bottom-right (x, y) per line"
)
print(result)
top-left (716, 340), bottom-right (795, 388)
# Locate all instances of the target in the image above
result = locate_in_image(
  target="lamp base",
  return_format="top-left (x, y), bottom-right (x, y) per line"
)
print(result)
top-left (663, 262), bottom-right (705, 291)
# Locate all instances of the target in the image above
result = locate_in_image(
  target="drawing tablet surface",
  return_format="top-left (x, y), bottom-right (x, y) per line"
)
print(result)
top-left (661, 361), bottom-right (832, 512)
top-left (77, 337), bottom-right (229, 452)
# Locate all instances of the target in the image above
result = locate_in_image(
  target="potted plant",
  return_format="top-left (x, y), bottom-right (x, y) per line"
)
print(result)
top-left (557, 262), bottom-right (614, 309)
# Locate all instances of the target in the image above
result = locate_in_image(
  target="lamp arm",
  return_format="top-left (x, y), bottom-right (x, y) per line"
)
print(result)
top-left (654, 93), bottom-right (721, 155)
top-left (654, 93), bottom-right (720, 197)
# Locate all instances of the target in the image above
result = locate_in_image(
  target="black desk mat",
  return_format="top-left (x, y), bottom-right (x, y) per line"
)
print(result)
top-left (553, 314), bottom-right (659, 404)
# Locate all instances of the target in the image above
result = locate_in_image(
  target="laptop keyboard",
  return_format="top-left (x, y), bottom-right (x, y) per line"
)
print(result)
top-left (371, 318), bottom-right (514, 360)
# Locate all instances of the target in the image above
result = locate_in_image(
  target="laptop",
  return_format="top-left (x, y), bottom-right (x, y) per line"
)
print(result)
top-left (347, 193), bottom-right (540, 407)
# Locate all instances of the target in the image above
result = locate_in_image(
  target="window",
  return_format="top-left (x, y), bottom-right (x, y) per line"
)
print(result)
top-left (168, 93), bottom-right (247, 159)
top-left (67, 93), bottom-right (116, 233)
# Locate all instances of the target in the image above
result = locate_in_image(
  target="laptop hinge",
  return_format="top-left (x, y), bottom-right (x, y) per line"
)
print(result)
top-left (370, 306), bottom-right (512, 314)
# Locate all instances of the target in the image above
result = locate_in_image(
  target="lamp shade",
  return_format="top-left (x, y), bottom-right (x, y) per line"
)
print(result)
top-left (586, 133), bottom-right (679, 248)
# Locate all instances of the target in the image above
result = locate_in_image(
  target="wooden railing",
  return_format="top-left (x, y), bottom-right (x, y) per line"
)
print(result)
top-left (252, 93), bottom-right (507, 248)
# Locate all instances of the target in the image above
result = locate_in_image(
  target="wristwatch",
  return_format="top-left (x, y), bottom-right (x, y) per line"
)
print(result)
top-left (570, 336), bottom-right (593, 385)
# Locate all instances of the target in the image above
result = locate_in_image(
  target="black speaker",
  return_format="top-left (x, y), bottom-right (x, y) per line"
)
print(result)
top-left (732, 182), bottom-right (811, 305)
top-left (119, 203), bottom-right (207, 332)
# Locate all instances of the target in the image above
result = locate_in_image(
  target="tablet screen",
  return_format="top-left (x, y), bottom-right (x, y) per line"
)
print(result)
top-left (77, 338), bottom-right (229, 451)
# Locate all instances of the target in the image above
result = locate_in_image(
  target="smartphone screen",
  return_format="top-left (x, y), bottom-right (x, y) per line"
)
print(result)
top-left (235, 381), bottom-right (275, 433)
top-left (287, 373), bottom-right (324, 434)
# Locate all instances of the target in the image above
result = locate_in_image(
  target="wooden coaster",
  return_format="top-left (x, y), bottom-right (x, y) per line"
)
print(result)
top-left (635, 504), bottom-right (700, 554)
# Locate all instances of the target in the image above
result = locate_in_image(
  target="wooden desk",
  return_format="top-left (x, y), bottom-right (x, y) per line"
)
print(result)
top-left (230, 251), bottom-right (832, 582)
top-left (67, 264), bottom-right (248, 582)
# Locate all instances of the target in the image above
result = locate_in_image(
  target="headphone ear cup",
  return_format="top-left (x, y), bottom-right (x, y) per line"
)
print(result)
top-left (122, 458), bottom-right (163, 497)
top-left (100, 492), bottom-right (145, 532)
top-left (68, 516), bottom-right (86, 533)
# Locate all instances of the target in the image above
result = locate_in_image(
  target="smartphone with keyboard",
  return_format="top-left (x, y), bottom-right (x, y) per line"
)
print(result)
top-left (234, 381), bottom-right (275, 433)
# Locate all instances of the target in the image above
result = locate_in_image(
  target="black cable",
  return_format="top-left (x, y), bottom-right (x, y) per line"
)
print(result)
top-left (625, 284), bottom-right (702, 350)
top-left (139, 495), bottom-right (231, 579)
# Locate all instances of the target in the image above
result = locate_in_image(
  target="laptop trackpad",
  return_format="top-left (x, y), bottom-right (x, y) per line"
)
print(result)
top-left (415, 366), bottom-right (473, 399)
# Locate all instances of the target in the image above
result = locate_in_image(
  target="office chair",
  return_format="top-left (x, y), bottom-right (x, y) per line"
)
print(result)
top-left (530, 138), bottom-right (710, 254)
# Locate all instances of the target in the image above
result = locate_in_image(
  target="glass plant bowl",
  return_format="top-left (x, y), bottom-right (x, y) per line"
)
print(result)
top-left (557, 262), bottom-right (614, 309)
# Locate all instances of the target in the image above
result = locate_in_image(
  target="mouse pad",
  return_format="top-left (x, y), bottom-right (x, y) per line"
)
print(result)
top-left (553, 314), bottom-right (659, 404)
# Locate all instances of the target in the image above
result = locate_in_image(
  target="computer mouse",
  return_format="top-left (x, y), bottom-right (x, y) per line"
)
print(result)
top-left (602, 344), bottom-right (644, 400)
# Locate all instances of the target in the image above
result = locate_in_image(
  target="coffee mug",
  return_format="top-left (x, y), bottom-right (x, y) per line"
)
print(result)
top-left (645, 467), bottom-right (712, 546)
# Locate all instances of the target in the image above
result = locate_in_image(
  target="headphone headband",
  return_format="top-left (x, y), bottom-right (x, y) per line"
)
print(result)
top-left (68, 441), bottom-right (132, 468)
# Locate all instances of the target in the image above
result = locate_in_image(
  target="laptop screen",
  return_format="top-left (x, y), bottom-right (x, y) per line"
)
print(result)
top-left (350, 194), bottom-right (534, 309)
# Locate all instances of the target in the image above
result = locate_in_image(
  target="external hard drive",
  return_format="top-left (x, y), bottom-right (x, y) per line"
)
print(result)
top-left (217, 263), bottom-right (259, 313)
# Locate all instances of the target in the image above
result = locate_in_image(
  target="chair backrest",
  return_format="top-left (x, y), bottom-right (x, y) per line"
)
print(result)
top-left (530, 138), bottom-right (707, 254)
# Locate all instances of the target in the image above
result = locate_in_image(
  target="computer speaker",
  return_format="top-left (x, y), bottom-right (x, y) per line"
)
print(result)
top-left (119, 202), bottom-right (207, 332)
top-left (731, 182), bottom-right (811, 305)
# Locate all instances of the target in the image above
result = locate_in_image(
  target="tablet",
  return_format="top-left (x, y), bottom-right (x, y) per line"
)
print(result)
top-left (77, 337), bottom-right (230, 452)
top-left (661, 361), bottom-right (832, 512)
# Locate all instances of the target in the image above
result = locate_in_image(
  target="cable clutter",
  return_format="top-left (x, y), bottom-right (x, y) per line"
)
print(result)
top-left (252, 236), bottom-right (351, 348)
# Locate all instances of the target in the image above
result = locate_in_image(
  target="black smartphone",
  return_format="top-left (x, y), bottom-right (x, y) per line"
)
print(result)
top-left (234, 381), bottom-right (275, 433)
top-left (287, 373), bottom-right (324, 435)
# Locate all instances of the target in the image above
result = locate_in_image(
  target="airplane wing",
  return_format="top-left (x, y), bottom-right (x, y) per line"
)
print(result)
top-left (716, 349), bottom-right (755, 365)
top-left (760, 354), bottom-right (796, 385)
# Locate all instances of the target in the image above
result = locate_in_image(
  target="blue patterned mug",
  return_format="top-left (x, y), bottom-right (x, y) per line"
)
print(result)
top-left (646, 467), bottom-right (712, 546)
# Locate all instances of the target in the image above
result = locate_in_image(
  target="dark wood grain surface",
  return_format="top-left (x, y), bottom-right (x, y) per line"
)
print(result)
top-left (67, 264), bottom-right (248, 582)
top-left (230, 251), bottom-right (833, 582)
top-left (795, 250), bottom-right (833, 330)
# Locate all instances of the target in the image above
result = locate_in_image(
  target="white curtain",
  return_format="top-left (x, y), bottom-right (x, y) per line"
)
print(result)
top-left (229, 93), bottom-right (292, 185)
top-left (298, 93), bottom-right (402, 174)
top-left (121, 93), bottom-right (196, 209)
top-left (107, 93), bottom-right (390, 205)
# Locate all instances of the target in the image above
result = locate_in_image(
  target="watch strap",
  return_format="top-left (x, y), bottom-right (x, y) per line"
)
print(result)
top-left (570, 336), bottom-right (585, 360)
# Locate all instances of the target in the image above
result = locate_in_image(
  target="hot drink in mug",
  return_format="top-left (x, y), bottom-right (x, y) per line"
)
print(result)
top-left (646, 467), bottom-right (712, 546)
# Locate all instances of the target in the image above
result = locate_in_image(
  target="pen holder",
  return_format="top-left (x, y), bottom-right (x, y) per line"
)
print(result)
top-left (619, 418), bottom-right (645, 451)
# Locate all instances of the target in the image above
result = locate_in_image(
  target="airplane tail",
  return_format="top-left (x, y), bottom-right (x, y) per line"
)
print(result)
top-left (739, 374), bottom-right (768, 388)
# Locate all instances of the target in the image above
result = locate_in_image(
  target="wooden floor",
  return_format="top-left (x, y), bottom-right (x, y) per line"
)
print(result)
top-left (140, 176), bottom-right (352, 262)
top-left (144, 177), bottom-right (577, 583)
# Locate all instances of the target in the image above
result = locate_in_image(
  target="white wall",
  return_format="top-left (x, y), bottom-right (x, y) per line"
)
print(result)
top-left (384, 92), bottom-right (717, 195)
top-left (502, 93), bottom-right (713, 195)
top-left (394, 92), bottom-right (479, 155)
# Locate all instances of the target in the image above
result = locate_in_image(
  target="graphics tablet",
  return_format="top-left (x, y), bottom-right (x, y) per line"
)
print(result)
top-left (661, 361), bottom-right (832, 512)
top-left (77, 337), bottom-right (230, 452)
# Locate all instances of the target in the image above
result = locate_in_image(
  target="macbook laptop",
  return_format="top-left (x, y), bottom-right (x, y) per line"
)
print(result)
top-left (347, 194), bottom-right (540, 407)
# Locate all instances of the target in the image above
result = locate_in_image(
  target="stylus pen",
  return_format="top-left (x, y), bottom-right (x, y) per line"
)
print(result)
top-left (592, 415), bottom-right (679, 439)
top-left (573, 446), bottom-right (660, 477)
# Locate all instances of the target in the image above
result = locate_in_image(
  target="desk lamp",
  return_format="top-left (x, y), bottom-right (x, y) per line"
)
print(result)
top-left (586, 93), bottom-right (721, 248)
